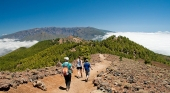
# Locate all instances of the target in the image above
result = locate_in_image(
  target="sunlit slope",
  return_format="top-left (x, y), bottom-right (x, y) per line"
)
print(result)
top-left (0, 39), bottom-right (59, 71)
top-left (0, 35), bottom-right (169, 71)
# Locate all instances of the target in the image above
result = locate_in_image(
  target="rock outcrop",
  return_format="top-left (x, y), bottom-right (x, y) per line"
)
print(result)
top-left (0, 66), bottom-right (60, 91)
top-left (92, 54), bottom-right (170, 93)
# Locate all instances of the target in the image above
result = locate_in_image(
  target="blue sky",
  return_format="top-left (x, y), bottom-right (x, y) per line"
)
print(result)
top-left (0, 0), bottom-right (170, 36)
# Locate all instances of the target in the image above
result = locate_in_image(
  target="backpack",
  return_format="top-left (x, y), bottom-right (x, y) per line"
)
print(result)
top-left (62, 63), bottom-right (69, 76)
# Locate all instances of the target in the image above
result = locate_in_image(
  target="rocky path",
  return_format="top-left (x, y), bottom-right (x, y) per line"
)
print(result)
top-left (1, 54), bottom-right (170, 93)
top-left (1, 54), bottom-right (111, 93)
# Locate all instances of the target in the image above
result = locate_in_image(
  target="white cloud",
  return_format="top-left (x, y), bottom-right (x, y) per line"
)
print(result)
top-left (102, 31), bottom-right (170, 56)
top-left (1, 32), bottom-right (170, 57)
top-left (0, 39), bottom-right (38, 56)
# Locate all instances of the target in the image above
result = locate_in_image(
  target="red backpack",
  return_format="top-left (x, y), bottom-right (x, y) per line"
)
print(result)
top-left (62, 63), bottom-right (69, 76)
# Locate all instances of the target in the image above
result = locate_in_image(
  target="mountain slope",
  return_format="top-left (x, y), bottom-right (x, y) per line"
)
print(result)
top-left (0, 39), bottom-right (58, 71)
top-left (22, 32), bottom-right (60, 41)
top-left (0, 27), bottom-right (111, 41)
top-left (0, 35), bottom-right (170, 72)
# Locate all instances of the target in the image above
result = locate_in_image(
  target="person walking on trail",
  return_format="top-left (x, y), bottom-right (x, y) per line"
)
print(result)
top-left (83, 58), bottom-right (93, 82)
top-left (76, 56), bottom-right (83, 78)
top-left (61, 57), bottom-right (73, 91)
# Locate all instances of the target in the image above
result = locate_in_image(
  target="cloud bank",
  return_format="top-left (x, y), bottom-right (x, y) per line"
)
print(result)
top-left (1, 32), bottom-right (170, 57)
top-left (102, 31), bottom-right (170, 56)
top-left (0, 39), bottom-right (38, 56)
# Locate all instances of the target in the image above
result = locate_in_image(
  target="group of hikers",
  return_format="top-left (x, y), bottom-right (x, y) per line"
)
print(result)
top-left (61, 56), bottom-right (93, 91)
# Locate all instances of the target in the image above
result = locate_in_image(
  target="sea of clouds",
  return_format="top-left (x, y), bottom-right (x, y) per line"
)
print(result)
top-left (102, 31), bottom-right (170, 56)
top-left (0, 31), bottom-right (170, 57)
top-left (0, 39), bottom-right (38, 56)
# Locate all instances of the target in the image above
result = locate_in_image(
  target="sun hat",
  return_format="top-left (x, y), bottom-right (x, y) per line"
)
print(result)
top-left (64, 57), bottom-right (69, 60)
top-left (85, 58), bottom-right (88, 62)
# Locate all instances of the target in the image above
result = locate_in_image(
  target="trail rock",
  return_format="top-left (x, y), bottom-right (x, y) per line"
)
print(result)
top-left (33, 80), bottom-right (47, 91)
top-left (0, 82), bottom-right (11, 91)
top-left (93, 77), bottom-right (102, 86)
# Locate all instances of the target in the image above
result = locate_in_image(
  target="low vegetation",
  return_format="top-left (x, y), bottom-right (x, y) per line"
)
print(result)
top-left (0, 35), bottom-right (170, 71)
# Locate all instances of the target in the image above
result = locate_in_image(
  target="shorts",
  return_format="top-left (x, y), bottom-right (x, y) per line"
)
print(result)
top-left (85, 71), bottom-right (90, 76)
top-left (77, 67), bottom-right (82, 69)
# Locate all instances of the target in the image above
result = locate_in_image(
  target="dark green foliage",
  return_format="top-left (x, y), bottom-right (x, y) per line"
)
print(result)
top-left (144, 58), bottom-right (151, 64)
top-left (119, 56), bottom-right (122, 61)
top-left (0, 35), bottom-right (170, 72)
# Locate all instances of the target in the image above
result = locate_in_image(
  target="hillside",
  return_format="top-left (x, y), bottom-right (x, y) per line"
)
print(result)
top-left (0, 35), bottom-right (170, 72)
top-left (0, 35), bottom-right (170, 92)
top-left (0, 27), bottom-right (111, 41)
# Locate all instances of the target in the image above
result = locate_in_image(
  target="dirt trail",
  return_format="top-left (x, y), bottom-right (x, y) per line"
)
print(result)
top-left (1, 54), bottom-right (111, 93)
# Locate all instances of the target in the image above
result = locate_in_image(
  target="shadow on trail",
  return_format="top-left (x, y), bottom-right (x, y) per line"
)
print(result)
top-left (81, 79), bottom-right (87, 82)
top-left (74, 75), bottom-right (83, 79)
top-left (74, 75), bottom-right (79, 78)
top-left (59, 86), bottom-right (66, 90)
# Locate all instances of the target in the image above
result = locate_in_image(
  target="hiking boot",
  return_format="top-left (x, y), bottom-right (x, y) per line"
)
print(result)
top-left (86, 78), bottom-right (88, 82)
top-left (85, 78), bottom-right (88, 82)
top-left (66, 86), bottom-right (70, 91)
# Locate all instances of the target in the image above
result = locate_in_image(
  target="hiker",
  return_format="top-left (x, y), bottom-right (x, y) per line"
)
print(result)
top-left (83, 58), bottom-right (93, 82)
top-left (76, 56), bottom-right (83, 78)
top-left (61, 57), bottom-right (73, 91)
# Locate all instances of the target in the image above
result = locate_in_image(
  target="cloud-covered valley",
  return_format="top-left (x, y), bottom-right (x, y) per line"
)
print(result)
top-left (102, 31), bottom-right (170, 56)
top-left (0, 31), bottom-right (170, 57)
top-left (0, 39), bottom-right (38, 56)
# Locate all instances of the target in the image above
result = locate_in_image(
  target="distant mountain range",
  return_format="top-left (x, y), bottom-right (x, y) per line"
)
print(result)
top-left (0, 27), bottom-right (112, 41)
